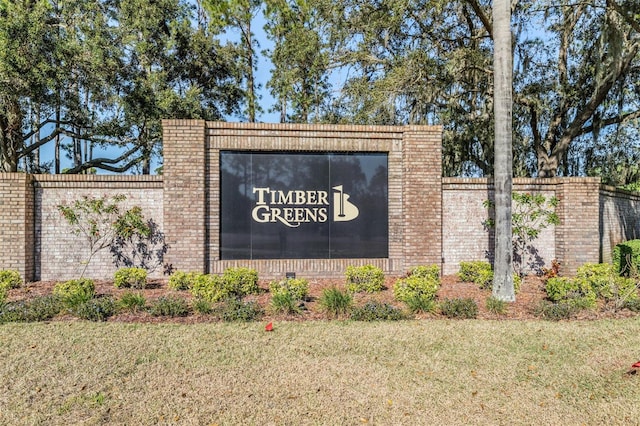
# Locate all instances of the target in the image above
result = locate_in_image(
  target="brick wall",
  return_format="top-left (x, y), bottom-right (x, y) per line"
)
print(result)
top-left (599, 186), bottom-right (640, 263)
top-left (0, 173), bottom-right (35, 280)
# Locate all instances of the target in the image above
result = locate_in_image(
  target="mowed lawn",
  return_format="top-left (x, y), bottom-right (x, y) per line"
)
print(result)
top-left (1, 319), bottom-right (639, 425)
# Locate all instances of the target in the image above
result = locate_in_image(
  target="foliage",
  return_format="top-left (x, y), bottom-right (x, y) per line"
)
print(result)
top-left (114, 267), bottom-right (147, 289)
top-left (345, 265), bottom-right (385, 293)
top-left (57, 195), bottom-right (151, 276)
top-left (193, 298), bottom-right (214, 315)
top-left (486, 297), bottom-right (508, 315)
top-left (545, 277), bottom-right (597, 309)
top-left (393, 267), bottom-right (440, 313)
top-left (408, 265), bottom-right (440, 281)
top-left (53, 279), bottom-right (95, 309)
top-left (269, 291), bottom-right (300, 315)
top-left (0, 295), bottom-right (63, 323)
top-left (269, 278), bottom-right (309, 301)
top-left (148, 296), bottom-right (190, 317)
top-left (168, 271), bottom-right (198, 290)
top-left (0, 269), bottom-right (22, 290)
top-left (457, 261), bottom-right (521, 293)
top-left (218, 298), bottom-right (264, 322)
top-left (0, 286), bottom-right (6, 307)
top-left (190, 268), bottom-right (259, 303)
top-left (318, 287), bottom-right (353, 318)
top-left (612, 240), bottom-right (640, 276)
top-left (73, 296), bottom-right (117, 322)
top-left (533, 301), bottom-right (576, 321)
top-left (190, 274), bottom-right (227, 303)
top-left (222, 267), bottom-right (260, 297)
top-left (117, 292), bottom-right (146, 312)
top-left (438, 298), bottom-right (479, 319)
top-left (350, 301), bottom-right (408, 321)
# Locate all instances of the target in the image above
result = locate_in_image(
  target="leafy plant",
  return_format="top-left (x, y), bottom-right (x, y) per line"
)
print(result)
top-left (57, 194), bottom-right (151, 276)
top-left (148, 296), bottom-right (190, 317)
top-left (408, 265), bottom-right (440, 281)
top-left (73, 296), bottom-right (117, 321)
top-left (545, 277), bottom-right (597, 309)
top-left (114, 267), bottom-right (147, 289)
top-left (318, 287), bottom-right (353, 317)
top-left (350, 301), bottom-right (408, 321)
top-left (219, 298), bottom-right (264, 322)
top-left (533, 301), bottom-right (575, 321)
top-left (439, 298), bottom-right (479, 319)
top-left (190, 268), bottom-right (260, 303)
top-left (269, 278), bottom-right (309, 301)
top-left (0, 286), bottom-right (6, 307)
top-left (486, 296), bottom-right (508, 315)
top-left (612, 240), bottom-right (640, 276)
top-left (0, 295), bottom-right (63, 323)
top-left (457, 261), bottom-right (521, 293)
top-left (190, 274), bottom-right (227, 303)
top-left (118, 292), bottom-right (146, 312)
top-left (270, 291), bottom-right (300, 314)
top-left (222, 267), bottom-right (259, 296)
top-left (53, 279), bottom-right (95, 309)
top-left (193, 298), bottom-right (213, 314)
top-left (168, 271), bottom-right (198, 290)
top-left (345, 265), bottom-right (385, 293)
top-left (393, 267), bottom-right (440, 313)
top-left (0, 269), bottom-right (22, 290)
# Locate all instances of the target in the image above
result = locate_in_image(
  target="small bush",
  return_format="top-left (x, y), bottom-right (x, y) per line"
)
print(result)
top-left (219, 298), bottom-right (264, 322)
top-left (53, 279), bottom-right (95, 309)
top-left (534, 301), bottom-right (575, 321)
top-left (114, 267), bottom-right (147, 289)
top-left (0, 269), bottom-right (22, 290)
top-left (168, 271), bottom-right (197, 290)
top-left (269, 278), bottom-right (309, 301)
top-left (0, 295), bottom-right (63, 323)
top-left (612, 240), bottom-right (640, 276)
top-left (458, 261), bottom-right (493, 288)
top-left (439, 298), bottom-right (478, 319)
top-left (270, 291), bottom-right (300, 314)
top-left (545, 277), bottom-right (597, 309)
top-left (318, 287), bottom-right (353, 317)
top-left (346, 265), bottom-right (384, 293)
top-left (190, 274), bottom-right (227, 303)
top-left (193, 298), bottom-right (214, 314)
top-left (350, 301), bottom-right (408, 321)
top-left (148, 296), bottom-right (190, 317)
top-left (394, 275), bottom-right (440, 304)
top-left (118, 291), bottom-right (146, 312)
top-left (624, 299), bottom-right (640, 312)
top-left (190, 268), bottom-right (260, 303)
top-left (0, 286), bottom-right (7, 307)
top-left (409, 265), bottom-right (440, 281)
top-left (73, 296), bottom-right (117, 321)
top-left (223, 267), bottom-right (259, 296)
top-left (486, 296), bottom-right (508, 315)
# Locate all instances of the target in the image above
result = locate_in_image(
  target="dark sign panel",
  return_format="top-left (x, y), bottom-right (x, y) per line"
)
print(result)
top-left (220, 151), bottom-right (388, 259)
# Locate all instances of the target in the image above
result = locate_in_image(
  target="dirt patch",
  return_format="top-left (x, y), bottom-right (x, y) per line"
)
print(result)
top-left (6, 275), bottom-right (638, 322)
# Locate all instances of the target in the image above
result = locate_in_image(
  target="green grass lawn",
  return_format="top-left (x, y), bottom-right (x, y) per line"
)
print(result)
top-left (1, 319), bottom-right (639, 425)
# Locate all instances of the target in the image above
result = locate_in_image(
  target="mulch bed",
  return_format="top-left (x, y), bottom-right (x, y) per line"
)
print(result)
top-left (6, 275), bottom-right (639, 323)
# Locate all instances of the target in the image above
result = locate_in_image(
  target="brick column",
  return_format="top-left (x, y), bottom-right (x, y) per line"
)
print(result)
top-left (162, 120), bottom-right (208, 272)
top-left (0, 173), bottom-right (35, 281)
top-left (402, 126), bottom-right (443, 271)
top-left (555, 177), bottom-right (601, 274)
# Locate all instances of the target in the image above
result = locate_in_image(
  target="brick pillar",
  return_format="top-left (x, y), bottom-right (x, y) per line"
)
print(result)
top-left (162, 120), bottom-right (208, 273)
top-left (402, 126), bottom-right (443, 271)
top-left (0, 173), bottom-right (35, 281)
top-left (555, 178), bottom-right (601, 274)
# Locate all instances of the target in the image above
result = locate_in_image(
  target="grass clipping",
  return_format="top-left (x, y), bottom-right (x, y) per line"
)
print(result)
top-left (1, 319), bottom-right (639, 424)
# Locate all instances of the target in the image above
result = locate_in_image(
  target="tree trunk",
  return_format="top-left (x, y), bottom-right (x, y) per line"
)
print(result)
top-left (492, 0), bottom-right (515, 301)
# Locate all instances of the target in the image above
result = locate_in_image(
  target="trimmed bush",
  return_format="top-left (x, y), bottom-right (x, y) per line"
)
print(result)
top-left (458, 261), bottom-right (493, 288)
top-left (439, 298), bottom-right (478, 319)
top-left (168, 271), bottom-right (198, 290)
top-left (114, 267), bottom-right (147, 289)
top-left (148, 296), bottom-right (190, 317)
top-left (74, 296), bottom-right (117, 321)
top-left (118, 291), bottom-right (146, 312)
top-left (545, 277), bottom-right (597, 309)
top-left (269, 278), bottom-right (309, 301)
top-left (393, 273), bottom-right (440, 313)
top-left (219, 299), bottom-right (264, 322)
top-left (318, 287), bottom-right (353, 317)
top-left (223, 267), bottom-right (259, 296)
top-left (346, 265), bottom-right (385, 293)
top-left (350, 301), bottom-right (408, 321)
top-left (612, 240), bottom-right (640, 275)
top-left (409, 265), bottom-right (440, 281)
top-left (534, 301), bottom-right (575, 321)
top-left (190, 274), bottom-right (227, 303)
top-left (0, 269), bottom-right (22, 290)
top-left (0, 295), bottom-right (63, 323)
top-left (190, 268), bottom-right (260, 303)
top-left (53, 279), bottom-right (95, 309)
top-left (270, 291), bottom-right (300, 314)
top-left (193, 298), bottom-right (214, 314)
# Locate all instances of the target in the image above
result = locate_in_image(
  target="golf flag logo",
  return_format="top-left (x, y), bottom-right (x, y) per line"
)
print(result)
top-left (333, 185), bottom-right (359, 222)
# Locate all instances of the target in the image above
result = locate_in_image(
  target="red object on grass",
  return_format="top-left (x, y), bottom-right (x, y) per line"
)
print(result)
top-left (265, 322), bottom-right (273, 332)
top-left (632, 361), bottom-right (640, 368)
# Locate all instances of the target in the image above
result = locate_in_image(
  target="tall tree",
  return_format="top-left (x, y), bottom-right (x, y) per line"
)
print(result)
top-left (492, 0), bottom-right (514, 301)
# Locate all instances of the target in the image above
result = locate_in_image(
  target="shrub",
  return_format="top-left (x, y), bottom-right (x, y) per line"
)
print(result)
top-left (269, 278), bottom-right (309, 301)
top-left (114, 267), bottom-right (147, 289)
top-left (458, 261), bottom-right (493, 288)
top-left (190, 274), bottom-right (227, 303)
top-left (439, 298), bottom-right (478, 319)
top-left (533, 301), bottom-right (575, 321)
top-left (394, 275), bottom-right (440, 303)
top-left (612, 240), bottom-right (640, 276)
top-left (193, 298), bottom-right (214, 315)
top-left (53, 279), bottom-right (95, 309)
top-left (545, 277), bottom-right (597, 309)
top-left (219, 298), bottom-right (264, 322)
top-left (168, 271), bottom-right (198, 290)
top-left (118, 291), bottom-right (146, 312)
top-left (486, 296), bottom-right (508, 315)
top-left (74, 296), bottom-right (117, 321)
top-left (223, 267), bottom-right (259, 296)
top-left (0, 269), bottom-right (22, 290)
top-left (350, 301), bottom-right (408, 321)
top-left (346, 265), bottom-right (384, 293)
top-left (318, 287), bottom-right (353, 317)
top-left (148, 296), bottom-right (190, 317)
top-left (0, 295), bottom-right (63, 323)
top-left (0, 286), bottom-right (7, 307)
top-left (270, 291), bottom-right (300, 314)
top-left (624, 299), bottom-right (640, 312)
top-left (409, 265), bottom-right (440, 281)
